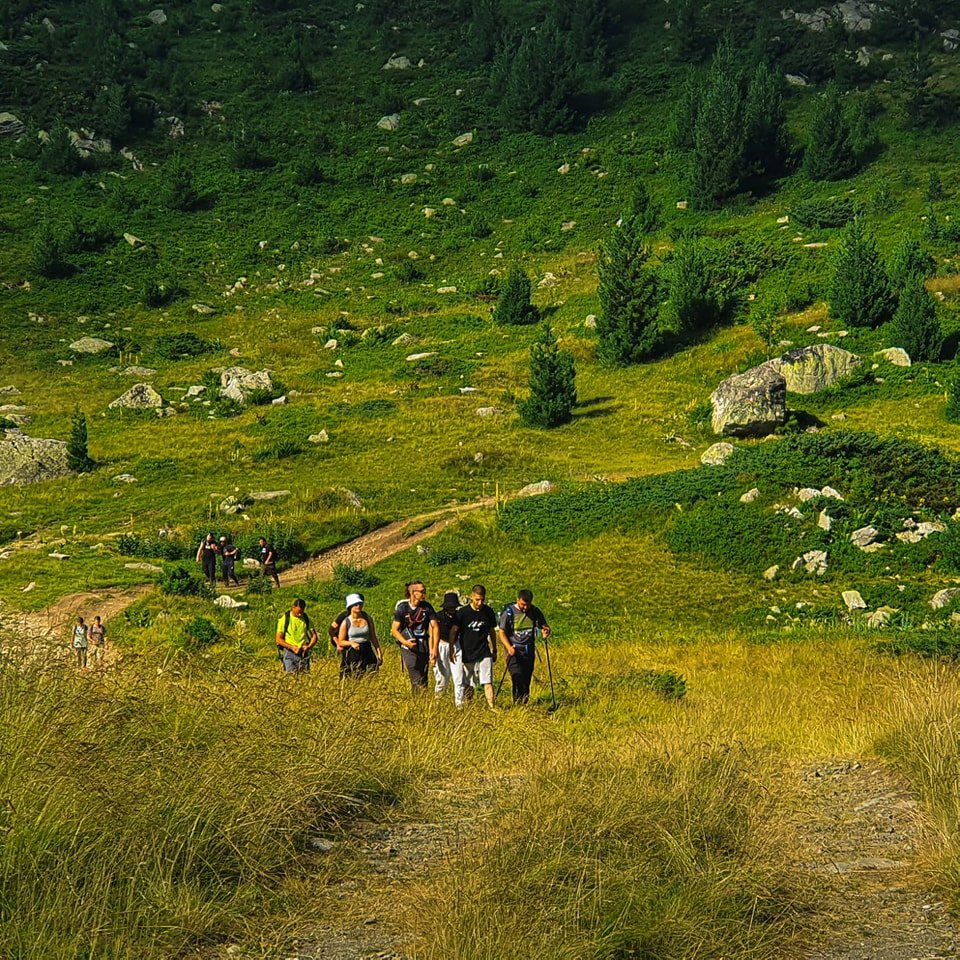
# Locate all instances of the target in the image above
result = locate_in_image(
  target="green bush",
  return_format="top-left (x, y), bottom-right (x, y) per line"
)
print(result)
top-left (791, 196), bottom-right (856, 229)
top-left (153, 332), bottom-right (216, 360)
top-left (158, 565), bottom-right (210, 597)
top-left (252, 438), bottom-right (303, 462)
top-left (180, 616), bottom-right (220, 648)
top-left (117, 534), bottom-right (189, 561)
top-left (333, 563), bottom-right (380, 587)
top-left (425, 546), bottom-right (475, 566)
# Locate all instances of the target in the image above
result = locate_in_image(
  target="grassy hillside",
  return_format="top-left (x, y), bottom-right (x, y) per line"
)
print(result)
top-left (6, 0), bottom-right (960, 956)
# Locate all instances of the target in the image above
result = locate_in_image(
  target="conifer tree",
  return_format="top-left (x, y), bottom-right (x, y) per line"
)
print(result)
top-left (67, 409), bottom-right (94, 473)
top-left (946, 364), bottom-right (960, 423)
top-left (463, 0), bottom-right (502, 63)
top-left (518, 323), bottom-right (577, 428)
top-left (828, 219), bottom-right (893, 327)
top-left (499, 18), bottom-right (579, 135)
top-left (165, 153), bottom-right (199, 212)
top-left (40, 121), bottom-right (83, 177)
top-left (596, 205), bottom-right (663, 364)
top-left (803, 84), bottom-right (857, 181)
top-left (743, 61), bottom-right (789, 178)
top-left (888, 236), bottom-right (934, 291)
top-left (493, 266), bottom-right (538, 325)
top-left (890, 279), bottom-right (942, 361)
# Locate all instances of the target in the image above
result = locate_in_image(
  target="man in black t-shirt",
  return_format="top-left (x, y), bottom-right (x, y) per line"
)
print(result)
top-left (391, 580), bottom-right (438, 693)
top-left (258, 536), bottom-right (280, 587)
top-left (497, 588), bottom-right (551, 705)
top-left (450, 584), bottom-right (498, 708)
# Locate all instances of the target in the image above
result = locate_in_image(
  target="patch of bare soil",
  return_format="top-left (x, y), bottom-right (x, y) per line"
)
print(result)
top-left (794, 759), bottom-right (958, 960)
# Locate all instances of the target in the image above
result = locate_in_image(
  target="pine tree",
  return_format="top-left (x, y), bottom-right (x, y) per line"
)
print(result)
top-left (627, 181), bottom-right (659, 236)
top-left (463, 0), bottom-right (502, 64)
top-left (596, 206), bottom-right (663, 364)
top-left (493, 266), bottom-right (538, 325)
top-left (890, 279), bottom-right (942, 361)
top-left (667, 241), bottom-right (721, 336)
top-left (828, 219), bottom-right (894, 327)
top-left (39, 121), bottom-right (83, 177)
top-left (946, 364), bottom-right (960, 423)
top-left (888, 236), bottom-right (934, 291)
top-left (499, 17), bottom-right (579, 135)
top-left (67, 409), bottom-right (94, 473)
top-left (689, 40), bottom-right (745, 206)
top-left (668, 70), bottom-right (702, 151)
top-left (518, 323), bottom-right (577, 428)
top-left (165, 153), bottom-right (199, 212)
top-left (743, 61), bottom-right (789, 179)
top-left (803, 84), bottom-right (857, 181)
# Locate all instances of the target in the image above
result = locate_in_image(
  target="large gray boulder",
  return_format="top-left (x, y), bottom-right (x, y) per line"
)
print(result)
top-left (0, 432), bottom-right (72, 486)
top-left (70, 336), bottom-right (115, 355)
top-left (219, 367), bottom-right (274, 404)
top-left (109, 383), bottom-right (163, 410)
top-left (761, 344), bottom-right (861, 395)
top-left (710, 366), bottom-right (787, 437)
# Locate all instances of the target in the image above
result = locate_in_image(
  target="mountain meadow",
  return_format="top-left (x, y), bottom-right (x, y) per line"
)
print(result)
top-left (6, 0), bottom-right (960, 956)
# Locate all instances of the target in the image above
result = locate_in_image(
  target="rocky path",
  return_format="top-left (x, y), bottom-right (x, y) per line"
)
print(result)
top-left (794, 758), bottom-right (958, 959)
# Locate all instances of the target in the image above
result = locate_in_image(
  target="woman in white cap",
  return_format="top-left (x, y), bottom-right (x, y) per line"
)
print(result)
top-left (336, 593), bottom-right (382, 678)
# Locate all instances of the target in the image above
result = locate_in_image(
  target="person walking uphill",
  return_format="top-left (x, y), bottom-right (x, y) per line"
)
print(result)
top-left (258, 537), bottom-right (280, 588)
top-left (497, 589), bottom-right (551, 705)
top-left (392, 580), bottom-right (438, 693)
top-left (336, 593), bottom-right (383, 678)
top-left (72, 616), bottom-right (89, 670)
top-left (88, 615), bottom-right (107, 666)
top-left (276, 598), bottom-right (319, 673)
top-left (434, 591), bottom-right (460, 700)
top-left (196, 533), bottom-right (219, 587)
top-left (220, 536), bottom-right (240, 586)
top-left (450, 584), bottom-right (498, 708)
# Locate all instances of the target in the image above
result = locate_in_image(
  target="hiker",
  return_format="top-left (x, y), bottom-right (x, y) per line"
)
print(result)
top-left (392, 580), bottom-right (438, 693)
top-left (88, 615), bottom-right (107, 666)
top-left (434, 591), bottom-right (460, 700)
top-left (275, 598), bottom-right (319, 673)
top-left (450, 584), bottom-right (498, 708)
top-left (497, 589), bottom-right (551, 705)
top-left (220, 535), bottom-right (240, 586)
top-left (258, 537), bottom-right (280, 587)
top-left (196, 533), bottom-right (219, 587)
top-left (72, 616), bottom-right (89, 669)
top-left (336, 592), bottom-right (383, 678)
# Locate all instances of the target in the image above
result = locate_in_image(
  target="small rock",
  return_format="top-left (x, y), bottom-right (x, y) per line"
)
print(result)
top-left (763, 565), bottom-right (779, 581)
top-left (406, 352), bottom-right (436, 361)
top-left (584, 315), bottom-right (597, 329)
top-left (400, 173), bottom-right (418, 185)
top-left (701, 442), bottom-right (735, 466)
top-left (821, 486), bottom-right (844, 500)
top-left (875, 347), bottom-right (911, 367)
top-left (382, 54), bottom-right (411, 70)
top-left (517, 480), bottom-right (556, 497)
top-left (451, 132), bottom-right (473, 147)
top-left (112, 473), bottom-right (138, 483)
top-left (70, 337), bottom-right (115, 355)
top-left (308, 431), bottom-right (329, 443)
top-left (740, 487), bottom-right (760, 504)
top-left (191, 303), bottom-right (215, 315)
top-left (48, 552), bottom-right (70, 560)
top-left (676, 200), bottom-right (688, 209)
top-left (146, 8), bottom-right (167, 24)
top-left (214, 595), bottom-right (249, 610)
top-left (842, 590), bottom-right (867, 611)
top-left (818, 511), bottom-right (832, 532)
top-left (476, 407), bottom-right (503, 417)
top-left (796, 487), bottom-right (822, 502)
top-left (558, 163), bottom-right (571, 174)
top-left (248, 490), bottom-right (290, 501)
top-left (851, 525), bottom-right (879, 549)
top-left (436, 286), bottom-right (457, 294)
top-left (377, 114), bottom-right (401, 131)
top-left (930, 588), bottom-right (960, 610)
top-left (124, 562), bottom-right (162, 573)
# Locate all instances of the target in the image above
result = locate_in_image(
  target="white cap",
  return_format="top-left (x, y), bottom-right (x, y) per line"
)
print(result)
top-left (345, 593), bottom-right (364, 608)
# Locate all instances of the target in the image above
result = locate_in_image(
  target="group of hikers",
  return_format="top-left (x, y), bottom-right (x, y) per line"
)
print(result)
top-left (275, 582), bottom-right (552, 706)
top-left (196, 533), bottom-right (279, 588)
top-left (71, 615), bottom-right (107, 669)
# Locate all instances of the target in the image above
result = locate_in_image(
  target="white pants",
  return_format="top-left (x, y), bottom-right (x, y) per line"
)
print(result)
top-left (433, 641), bottom-right (453, 698)
top-left (453, 655), bottom-right (493, 706)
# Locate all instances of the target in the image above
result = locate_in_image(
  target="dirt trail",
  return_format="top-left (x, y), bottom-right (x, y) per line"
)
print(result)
top-left (793, 758), bottom-right (958, 959)
top-left (2, 498), bottom-right (496, 650)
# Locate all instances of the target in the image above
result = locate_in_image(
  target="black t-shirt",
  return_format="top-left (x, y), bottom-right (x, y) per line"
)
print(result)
top-left (439, 608), bottom-right (458, 643)
top-left (260, 543), bottom-right (276, 564)
top-left (394, 600), bottom-right (436, 649)
top-left (454, 603), bottom-right (497, 662)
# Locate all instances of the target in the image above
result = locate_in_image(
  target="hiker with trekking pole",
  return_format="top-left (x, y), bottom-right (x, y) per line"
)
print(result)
top-left (496, 589), bottom-right (553, 707)
top-left (391, 580), bottom-right (438, 693)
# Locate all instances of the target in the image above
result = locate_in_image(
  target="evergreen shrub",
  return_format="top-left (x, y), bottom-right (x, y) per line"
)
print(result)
top-left (791, 197), bottom-right (856, 229)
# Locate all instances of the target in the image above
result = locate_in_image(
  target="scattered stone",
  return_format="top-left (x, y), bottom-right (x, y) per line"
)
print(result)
top-left (382, 54), bottom-right (411, 70)
top-left (538, 273), bottom-right (558, 288)
top-left (308, 431), bottom-right (329, 443)
top-left (763, 565), bottom-right (780, 581)
top-left (818, 511), bottom-right (833, 532)
top-left (584, 314), bottom-right (597, 329)
top-left (185, 385), bottom-right (206, 398)
top-left (796, 487), bottom-right (822, 501)
top-left (710, 365), bottom-right (787, 437)
top-left (400, 173), bottom-right (418, 185)
top-left (124, 562), bottom-right (162, 573)
top-left (423, 207), bottom-right (437, 218)
top-left (793, 549), bottom-right (828, 575)
top-left (377, 114), bottom-right (401, 131)
top-left (70, 336), bottom-right (115, 355)
top-left (561, 220), bottom-right (576, 232)
top-left (214, 595), bottom-right (249, 610)
top-left (557, 163), bottom-right (570, 174)
top-left (192, 303), bottom-right (215, 315)
top-left (676, 200), bottom-right (688, 209)
top-left (701, 442), bottom-right (735, 466)
top-left (123, 233), bottom-right (144, 247)
top-left (112, 473), bottom-right (138, 483)
top-left (740, 487), bottom-right (760, 504)
top-left (0, 387), bottom-right (21, 396)
top-left (340, 488), bottom-right (363, 508)
top-left (875, 347), bottom-right (911, 367)
top-left (930, 588), bottom-right (960, 610)
top-left (406, 352), bottom-right (436, 361)
top-left (786, 73), bottom-right (808, 85)
top-left (219, 367), bottom-right (274, 404)
top-left (843, 590), bottom-right (867, 611)
top-left (309, 838), bottom-right (334, 853)
top-left (146, 8), bottom-right (167, 24)
top-left (0, 113), bottom-right (26, 137)
top-left (109, 383), bottom-right (163, 410)
top-left (851, 525), bottom-right (879, 549)
top-left (821, 486), bottom-right (844, 500)
top-left (865, 606), bottom-right (896, 628)
top-left (120, 366), bottom-right (157, 378)
top-left (476, 407), bottom-right (503, 417)
top-left (517, 480), bottom-right (556, 497)
top-left (436, 286), bottom-right (457, 294)
top-left (48, 552), bottom-right (70, 561)
top-left (861, 542), bottom-right (885, 553)
top-left (22, 582), bottom-right (35, 592)
top-left (451, 132), bottom-right (473, 147)
top-left (442, 197), bottom-right (456, 206)
top-left (392, 333), bottom-right (419, 347)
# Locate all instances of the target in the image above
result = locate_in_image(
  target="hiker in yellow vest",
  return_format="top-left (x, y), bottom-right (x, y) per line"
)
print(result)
top-left (276, 598), bottom-right (319, 673)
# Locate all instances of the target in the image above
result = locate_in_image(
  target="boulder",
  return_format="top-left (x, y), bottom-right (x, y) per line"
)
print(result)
top-left (120, 366), bottom-right (157, 378)
top-left (517, 480), bottom-right (556, 497)
top-left (710, 365), bottom-right (787, 437)
top-left (740, 488), bottom-right (760, 504)
top-left (851, 525), bottom-right (879, 548)
top-left (382, 54), bottom-right (412, 70)
top-left (701, 442), bottom-right (735, 466)
top-left (0, 113), bottom-right (26, 137)
top-left (875, 347), bottom-right (911, 367)
top-left (866, 606), bottom-right (896, 628)
top-left (0, 433), bottom-right (72, 486)
top-left (248, 490), bottom-right (290, 501)
top-left (930, 588), bottom-right (960, 610)
top-left (70, 336), bottom-right (115, 355)
top-left (761, 344), bottom-right (861, 394)
top-left (219, 367), bottom-right (274, 404)
top-left (793, 549), bottom-right (828, 575)
top-left (377, 114), bottom-right (401, 131)
top-left (308, 430), bottom-right (329, 443)
top-left (451, 132), bottom-right (473, 147)
top-left (842, 590), bottom-right (867, 610)
top-left (109, 383), bottom-right (163, 410)
top-left (146, 8), bottom-right (167, 24)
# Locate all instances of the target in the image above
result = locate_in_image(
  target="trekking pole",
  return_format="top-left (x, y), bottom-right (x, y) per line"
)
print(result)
top-left (543, 637), bottom-right (557, 712)
top-left (495, 656), bottom-right (510, 703)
